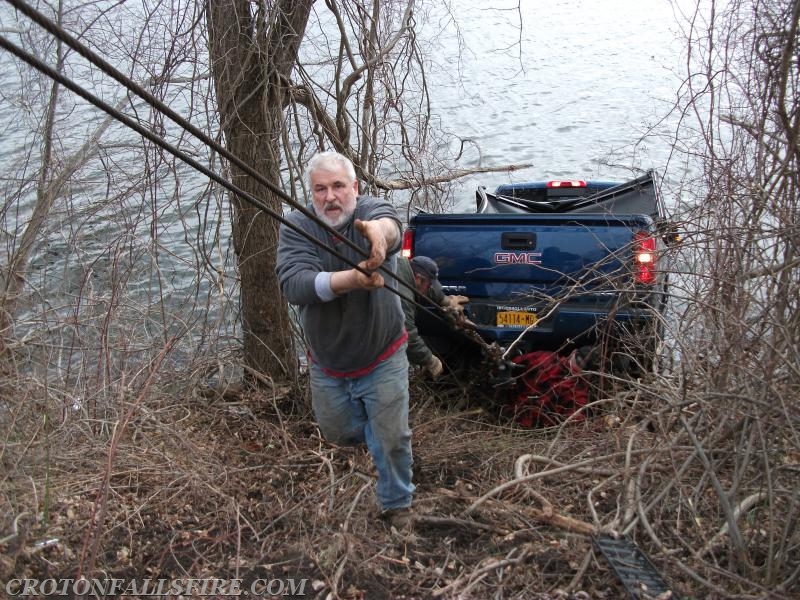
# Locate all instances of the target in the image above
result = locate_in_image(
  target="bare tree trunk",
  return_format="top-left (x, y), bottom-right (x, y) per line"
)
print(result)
top-left (206, 0), bottom-right (313, 380)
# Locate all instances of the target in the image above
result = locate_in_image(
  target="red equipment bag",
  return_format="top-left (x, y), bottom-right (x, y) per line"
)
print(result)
top-left (503, 350), bottom-right (590, 427)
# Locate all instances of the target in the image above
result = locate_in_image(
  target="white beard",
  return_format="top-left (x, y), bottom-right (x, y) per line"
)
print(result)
top-left (319, 205), bottom-right (355, 229)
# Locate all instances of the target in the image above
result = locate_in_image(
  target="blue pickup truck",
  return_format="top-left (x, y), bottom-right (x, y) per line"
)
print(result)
top-left (402, 170), bottom-right (675, 372)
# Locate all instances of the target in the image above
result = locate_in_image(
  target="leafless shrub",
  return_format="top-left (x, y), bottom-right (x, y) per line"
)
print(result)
top-left (611, 0), bottom-right (800, 595)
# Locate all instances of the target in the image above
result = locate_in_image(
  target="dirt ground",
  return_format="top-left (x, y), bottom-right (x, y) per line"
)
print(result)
top-left (0, 368), bottom-right (767, 599)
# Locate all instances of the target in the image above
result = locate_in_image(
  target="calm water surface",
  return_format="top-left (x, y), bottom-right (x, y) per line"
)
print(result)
top-left (424, 0), bottom-right (691, 209)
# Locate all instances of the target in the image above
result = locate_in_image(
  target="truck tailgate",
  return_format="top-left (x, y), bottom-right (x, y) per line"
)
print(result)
top-left (410, 213), bottom-right (654, 298)
top-left (408, 213), bottom-right (663, 346)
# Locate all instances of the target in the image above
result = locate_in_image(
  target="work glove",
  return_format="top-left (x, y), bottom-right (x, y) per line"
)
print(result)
top-left (425, 355), bottom-right (443, 380)
top-left (446, 295), bottom-right (470, 313)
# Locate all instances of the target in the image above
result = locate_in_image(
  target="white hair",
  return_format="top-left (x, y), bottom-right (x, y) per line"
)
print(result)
top-left (307, 151), bottom-right (357, 187)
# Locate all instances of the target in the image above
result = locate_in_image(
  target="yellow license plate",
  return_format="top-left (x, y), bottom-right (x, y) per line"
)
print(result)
top-left (496, 311), bottom-right (538, 327)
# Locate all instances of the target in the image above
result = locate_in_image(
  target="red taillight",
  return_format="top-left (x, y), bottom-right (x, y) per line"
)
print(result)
top-left (546, 180), bottom-right (586, 188)
top-left (634, 232), bottom-right (657, 285)
top-left (401, 228), bottom-right (414, 258)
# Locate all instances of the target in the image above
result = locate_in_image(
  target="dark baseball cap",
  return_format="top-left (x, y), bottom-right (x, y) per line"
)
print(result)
top-left (410, 256), bottom-right (439, 280)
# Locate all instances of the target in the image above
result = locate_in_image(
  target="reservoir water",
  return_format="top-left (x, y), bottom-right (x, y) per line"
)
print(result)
top-left (423, 0), bottom-right (692, 210)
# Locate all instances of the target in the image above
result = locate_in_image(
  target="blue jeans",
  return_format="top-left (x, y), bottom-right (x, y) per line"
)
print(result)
top-left (309, 346), bottom-right (414, 511)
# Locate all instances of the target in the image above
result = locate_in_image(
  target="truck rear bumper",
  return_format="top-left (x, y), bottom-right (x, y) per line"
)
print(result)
top-left (471, 303), bottom-right (662, 353)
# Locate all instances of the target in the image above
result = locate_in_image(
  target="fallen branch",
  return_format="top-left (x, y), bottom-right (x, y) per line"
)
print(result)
top-left (522, 505), bottom-right (596, 536)
top-left (414, 515), bottom-right (509, 536)
top-left (698, 492), bottom-right (768, 558)
top-left (373, 163), bottom-right (534, 191)
top-left (431, 548), bottom-right (531, 598)
top-left (514, 453), bottom-right (617, 479)
top-left (467, 450), bottom-right (653, 515)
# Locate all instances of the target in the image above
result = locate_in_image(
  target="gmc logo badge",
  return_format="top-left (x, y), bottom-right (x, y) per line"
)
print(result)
top-left (494, 252), bottom-right (542, 265)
